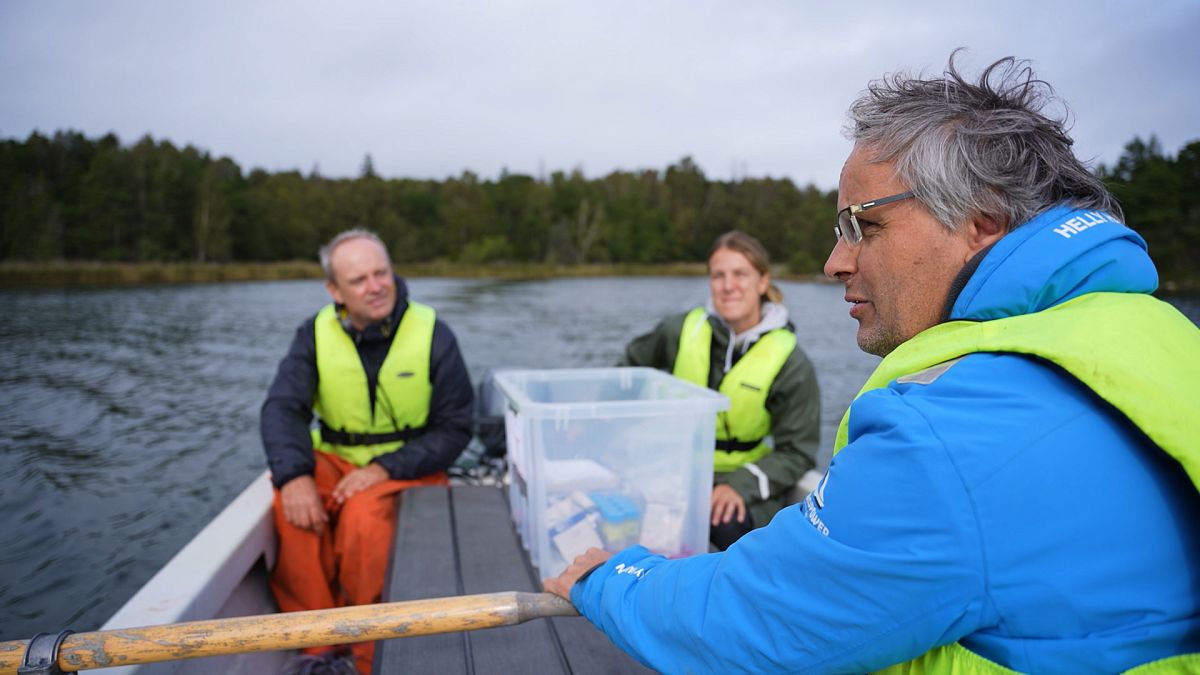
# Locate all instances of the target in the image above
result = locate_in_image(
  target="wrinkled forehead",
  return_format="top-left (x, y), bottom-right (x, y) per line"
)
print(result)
top-left (329, 237), bottom-right (390, 276)
top-left (838, 145), bottom-right (906, 208)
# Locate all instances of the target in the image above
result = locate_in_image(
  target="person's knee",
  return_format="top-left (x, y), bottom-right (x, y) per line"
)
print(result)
top-left (337, 493), bottom-right (392, 535)
top-left (710, 514), bottom-right (755, 551)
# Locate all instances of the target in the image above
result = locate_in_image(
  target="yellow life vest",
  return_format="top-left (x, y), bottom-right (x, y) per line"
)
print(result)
top-left (831, 292), bottom-right (1200, 674)
top-left (673, 307), bottom-right (797, 473)
top-left (311, 301), bottom-right (435, 467)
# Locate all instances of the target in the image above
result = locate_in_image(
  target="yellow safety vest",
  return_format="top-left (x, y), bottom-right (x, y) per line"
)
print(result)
top-left (311, 301), bottom-right (435, 467)
top-left (831, 292), bottom-right (1200, 675)
top-left (673, 307), bottom-right (797, 473)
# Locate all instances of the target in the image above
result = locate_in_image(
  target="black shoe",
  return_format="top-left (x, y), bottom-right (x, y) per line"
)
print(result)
top-left (281, 651), bottom-right (357, 675)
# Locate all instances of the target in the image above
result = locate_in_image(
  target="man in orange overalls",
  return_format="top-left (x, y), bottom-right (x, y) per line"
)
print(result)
top-left (261, 229), bottom-right (474, 674)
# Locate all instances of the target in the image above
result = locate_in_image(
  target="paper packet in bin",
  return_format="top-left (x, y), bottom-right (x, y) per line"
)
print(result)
top-left (548, 492), bottom-right (605, 563)
top-left (638, 502), bottom-right (685, 555)
top-left (545, 491), bottom-right (595, 531)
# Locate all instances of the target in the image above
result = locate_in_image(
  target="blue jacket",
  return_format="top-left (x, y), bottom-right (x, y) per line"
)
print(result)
top-left (572, 206), bottom-right (1200, 673)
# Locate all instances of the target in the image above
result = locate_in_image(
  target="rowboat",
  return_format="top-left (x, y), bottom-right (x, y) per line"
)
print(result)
top-left (84, 464), bottom-right (823, 674)
top-left (3, 462), bottom-right (823, 674)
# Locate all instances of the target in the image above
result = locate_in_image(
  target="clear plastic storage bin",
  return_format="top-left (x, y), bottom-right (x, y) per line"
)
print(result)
top-left (495, 367), bottom-right (729, 578)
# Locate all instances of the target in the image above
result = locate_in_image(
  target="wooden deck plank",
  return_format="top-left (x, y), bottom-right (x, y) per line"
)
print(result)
top-left (375, 487), bottom-right (469, 675)
top-left (377, 485), bottom-right (653, 675)
top-left (451, 485), bottom-right (572, 673)
top-left (551, 615), bottom-right (654, 675)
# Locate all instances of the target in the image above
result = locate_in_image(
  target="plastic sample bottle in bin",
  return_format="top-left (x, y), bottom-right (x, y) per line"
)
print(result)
top-left (495, 367), bottom-right (729, 578)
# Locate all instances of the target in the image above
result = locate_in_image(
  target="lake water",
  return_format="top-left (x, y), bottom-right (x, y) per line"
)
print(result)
top-left (0, 278), bottom-right (1195, 641)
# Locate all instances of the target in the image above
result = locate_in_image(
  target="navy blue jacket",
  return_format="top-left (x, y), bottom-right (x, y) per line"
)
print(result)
top-left (261, 277), bottom-right (474, 488)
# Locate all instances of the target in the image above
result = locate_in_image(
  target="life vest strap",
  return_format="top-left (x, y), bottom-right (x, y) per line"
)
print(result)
top-left (715, 438), bottom-right (764, 452)
top-left (319, 420), bottom-right (425, 446)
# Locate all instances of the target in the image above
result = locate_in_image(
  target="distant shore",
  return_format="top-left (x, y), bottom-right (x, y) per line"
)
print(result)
top-left (2, 261), bottom-right (1192, 292)
top-left (0, 260), bottom-right (823, 288)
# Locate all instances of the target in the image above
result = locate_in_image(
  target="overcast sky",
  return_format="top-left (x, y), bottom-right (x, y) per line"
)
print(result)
top-left (2, 1), bottom-right (1197, 190)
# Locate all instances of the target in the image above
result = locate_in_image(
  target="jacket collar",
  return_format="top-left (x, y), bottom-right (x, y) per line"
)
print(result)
top-left (949, 205), bottom-right (1157, 321)
top-left (705, 301), bottom-right (793, 372)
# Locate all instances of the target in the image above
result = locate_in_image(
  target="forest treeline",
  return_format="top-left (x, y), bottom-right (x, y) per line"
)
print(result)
top-left (1, 130), bottom-right (1196, 285)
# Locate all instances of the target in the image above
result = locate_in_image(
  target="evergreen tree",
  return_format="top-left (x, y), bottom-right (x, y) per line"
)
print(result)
top-left (360, 154), bottom-right (377, 180)
top-left (0, 128), bottom-right (1193, 289)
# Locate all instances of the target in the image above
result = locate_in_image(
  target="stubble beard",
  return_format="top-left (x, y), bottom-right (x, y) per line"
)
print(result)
top-left (856, 323), bottom-right (902, 358)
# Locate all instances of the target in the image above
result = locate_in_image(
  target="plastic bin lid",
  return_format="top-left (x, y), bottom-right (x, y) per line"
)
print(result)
top-left (494, 367), bottom-right (729, 418)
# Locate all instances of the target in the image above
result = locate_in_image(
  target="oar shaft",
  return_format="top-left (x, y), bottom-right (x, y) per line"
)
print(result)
top-left (0, 591), bottom-right (577, 673)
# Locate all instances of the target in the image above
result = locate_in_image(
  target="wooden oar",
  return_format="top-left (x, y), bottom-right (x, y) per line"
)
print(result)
top-left (0, 591), bottom-right (577, 674)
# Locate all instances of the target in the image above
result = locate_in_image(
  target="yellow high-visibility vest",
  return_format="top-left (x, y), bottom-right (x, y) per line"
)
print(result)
top-left (674, 307), bottom-right (796, 473)
top-left (311, 302), bottom-right (434, 466)
top-left (832, 292), bottom-right (1200, 675)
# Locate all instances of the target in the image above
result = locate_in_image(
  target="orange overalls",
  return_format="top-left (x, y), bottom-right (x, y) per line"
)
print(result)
top-left (270, 450), bottom-right (447, 673)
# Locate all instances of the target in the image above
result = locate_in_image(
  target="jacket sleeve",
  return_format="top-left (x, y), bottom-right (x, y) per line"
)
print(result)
top-left (371, 319), bottom-right (474, 480)
top-left (261, 319), bottom-right (319, 489)
top-left (720, 345), bottom-right (821, 503)
top-left (571, 389), bottom-right (992, 673)
top-left (618, 313), bottom-right (687, 369)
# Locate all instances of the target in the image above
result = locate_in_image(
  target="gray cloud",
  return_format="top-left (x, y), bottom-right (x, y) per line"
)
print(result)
top-left (2, 0), bottom-right (1196, 190)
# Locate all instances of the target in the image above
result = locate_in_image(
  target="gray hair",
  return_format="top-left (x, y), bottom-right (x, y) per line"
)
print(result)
top-left (318, 228), bottom-right (389, 281)
top-left (845, 50), bottom-right (1121, 231)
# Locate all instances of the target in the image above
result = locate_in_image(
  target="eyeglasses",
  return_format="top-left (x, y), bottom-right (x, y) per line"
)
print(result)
top-left (834, 191), bottom-right (915, 246)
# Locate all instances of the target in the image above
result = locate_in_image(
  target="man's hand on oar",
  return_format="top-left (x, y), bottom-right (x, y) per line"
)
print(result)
top-left (544, 547), bottom-right (615, 601)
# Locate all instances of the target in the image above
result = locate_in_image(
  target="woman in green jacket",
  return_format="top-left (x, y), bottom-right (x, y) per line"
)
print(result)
top-left (621, 231), bottom-right (821, 550)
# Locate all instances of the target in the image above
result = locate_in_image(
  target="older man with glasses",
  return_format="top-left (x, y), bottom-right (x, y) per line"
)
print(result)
top-left (545, 52), bottom-right (1200, 673)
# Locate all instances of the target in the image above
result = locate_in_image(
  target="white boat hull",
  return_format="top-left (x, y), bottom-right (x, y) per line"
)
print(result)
top-left (95, 470), bottom-right (289, 674)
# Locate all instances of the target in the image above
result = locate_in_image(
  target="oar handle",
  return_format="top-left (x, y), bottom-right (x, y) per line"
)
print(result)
top-left (0, 591), bottom-right (578, 674)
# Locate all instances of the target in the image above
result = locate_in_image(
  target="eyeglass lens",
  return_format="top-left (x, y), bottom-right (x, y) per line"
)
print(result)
top-left (835, 210), bottom-right (861, 245)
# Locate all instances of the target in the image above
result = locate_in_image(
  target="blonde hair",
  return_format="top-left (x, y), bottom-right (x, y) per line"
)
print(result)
top-left (707, 230), bottom-right (783, 303)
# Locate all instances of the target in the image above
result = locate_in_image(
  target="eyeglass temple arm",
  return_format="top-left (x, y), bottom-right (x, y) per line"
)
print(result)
top-left (860, 191), bottom-right (915, 210)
